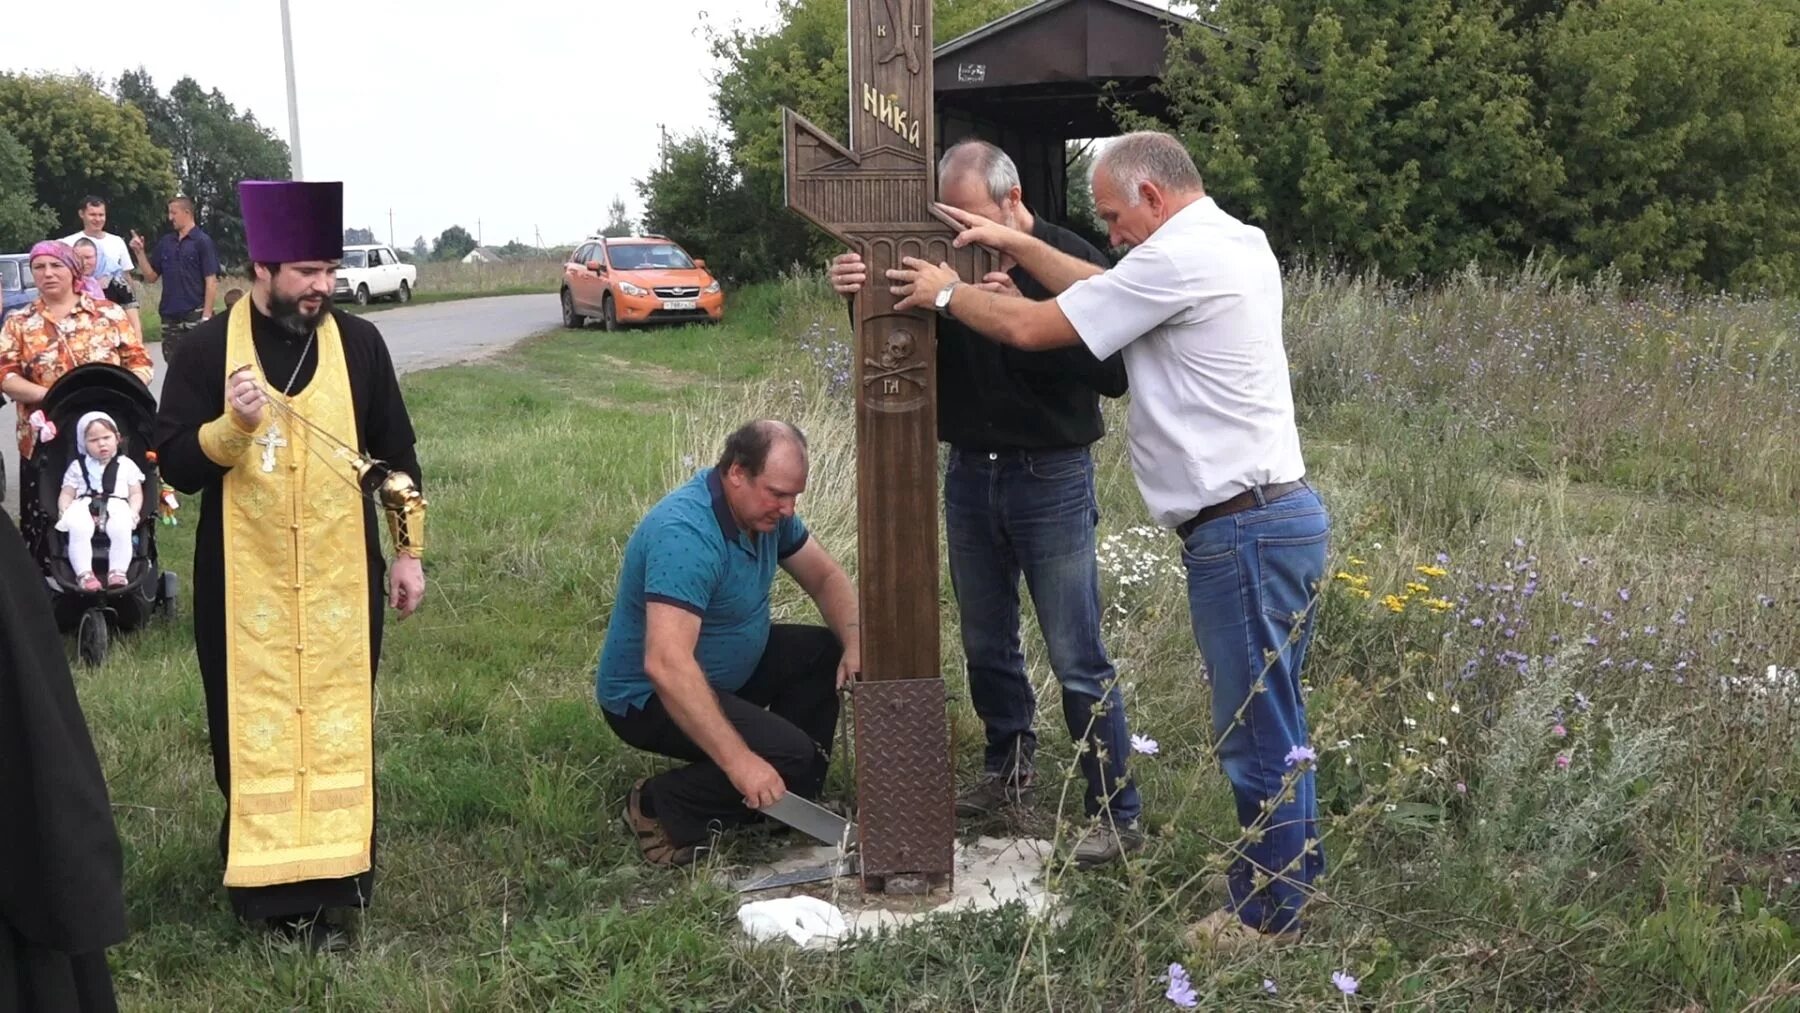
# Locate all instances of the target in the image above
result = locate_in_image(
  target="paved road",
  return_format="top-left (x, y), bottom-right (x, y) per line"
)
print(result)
top-left (4, 293), bottom-right (560, 504)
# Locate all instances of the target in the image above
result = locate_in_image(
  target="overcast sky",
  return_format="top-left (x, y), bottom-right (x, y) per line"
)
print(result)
top-left (6, 1), bottom-right (782, 248)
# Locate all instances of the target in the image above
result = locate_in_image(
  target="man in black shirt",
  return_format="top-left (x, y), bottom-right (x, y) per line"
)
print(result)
top-left (829, 140), bottom-right (1143, 867)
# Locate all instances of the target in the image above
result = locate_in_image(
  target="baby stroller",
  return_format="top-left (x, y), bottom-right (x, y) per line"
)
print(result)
top-left (29, 362), bottom-right (178, 665)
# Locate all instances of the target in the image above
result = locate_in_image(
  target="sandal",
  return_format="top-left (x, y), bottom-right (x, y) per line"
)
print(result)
top-left (78, 572), bottom-right (102, 592)
top-left (107, 571), bottom-right (129, 588)
top-left (622, 779), bottom-right (698, 868)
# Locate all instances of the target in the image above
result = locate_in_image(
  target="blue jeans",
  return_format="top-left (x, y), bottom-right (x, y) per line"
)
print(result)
top-left (1181, 486), bottom-right (1330, 933)
top-left (945, 446), bottom-right (1141, 825)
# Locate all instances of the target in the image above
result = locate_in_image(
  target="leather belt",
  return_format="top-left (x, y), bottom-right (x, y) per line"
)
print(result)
top-left (1175, 480), bottom-right (1310, 540)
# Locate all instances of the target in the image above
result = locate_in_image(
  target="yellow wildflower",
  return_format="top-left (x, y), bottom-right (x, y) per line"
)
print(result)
top-left (1348, 556), bottom-right (1367, 567)
top-left (1422, 597), bottom-right (1454, 613)
top-left (1415, 565), bottom-right (1448, 579)
top-left (1380, 594), bottom-right (1408, 614)
top-left (1406, 581), bottom-right (1432, 595)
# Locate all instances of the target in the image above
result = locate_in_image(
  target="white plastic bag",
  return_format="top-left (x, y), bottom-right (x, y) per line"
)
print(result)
top-left (736, 896), bottom-right (848, 946)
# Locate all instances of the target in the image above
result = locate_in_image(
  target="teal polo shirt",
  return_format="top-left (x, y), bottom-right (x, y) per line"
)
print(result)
top-left (596, 468), bottom-right (810, 715)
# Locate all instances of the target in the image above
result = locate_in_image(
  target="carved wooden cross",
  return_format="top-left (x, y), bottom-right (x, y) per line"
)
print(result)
top-left (783, 0), bottom-right (992, 892)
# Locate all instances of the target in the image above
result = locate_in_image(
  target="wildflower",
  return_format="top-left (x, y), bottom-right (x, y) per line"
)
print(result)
top-left (1513, 537), bottom-right (1525, 549)
top-left (1285, 744), bottom-right (1317, 767)
top-left (1436, 552), bottom-right (1450, 565)
top-left (1347, 556), bottom-right (1366, 567)
top-left (1131, 734), bottom-right (1160, 756)
top-left (1165, 963), bottom-right (1197, 1008)
top-left (1406, 581), bottom-right (1432, 595)
top-left (1470, 617), bottom-right (1485, 628)
top-left (1455, 781), bottom-right (1467, 794)
top-left (1552, 723), bottom-right (1567, 738)
top-left (1555, 753), bottom-right (1571, 770)
top-left (1437, 736), bottom-right (1449, 746)
top-left (1415, 564), bottom-right (1448, 579)
top-left (1426, 691), bottom-right (1436, 703)
top-left (1450, 702), bottom-right (1462, 715)
top-left (1423, 597), bottom-right (1454, 613)
top-left (1372, 542), bottom-right (1383, 550)
top-left (1332, 970), bottom-right (1359, 995)
top-left (1262, 978), bottom-right (1278, 995)
top-left (1618, 588), bottom-right (1631, 603)
top-left (1403, 716), bottom-right (1418, 728)
top-left (1335, 739), bottom-right (1350, 750)
top-left (1574, 691), bottom-right (1590, 711)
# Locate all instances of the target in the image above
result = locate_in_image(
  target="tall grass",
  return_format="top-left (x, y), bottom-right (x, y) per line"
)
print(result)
top-left (80, 267), bottom-right (1800, 1009)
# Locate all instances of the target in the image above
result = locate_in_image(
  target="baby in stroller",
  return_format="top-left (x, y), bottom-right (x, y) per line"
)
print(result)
top-left (55, 410), bottom-right (145, 591)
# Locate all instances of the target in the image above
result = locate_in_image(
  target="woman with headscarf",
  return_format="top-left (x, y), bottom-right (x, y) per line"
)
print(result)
top-left (0, 241), bottom-right (153, 550)
top-left (70, 238), bottom-right (143, 342)
top-left (0, 503), bottom-right (128, 1012)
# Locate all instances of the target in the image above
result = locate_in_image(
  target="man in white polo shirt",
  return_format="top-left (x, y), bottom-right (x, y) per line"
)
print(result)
top-left (889, 131), bottom-right (1331, 951)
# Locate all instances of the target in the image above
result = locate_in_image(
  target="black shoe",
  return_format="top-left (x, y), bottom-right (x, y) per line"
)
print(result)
top-left (267, 914), bottom-right (350, 954)
top-left (955, 771), bottom-right (1036, 818)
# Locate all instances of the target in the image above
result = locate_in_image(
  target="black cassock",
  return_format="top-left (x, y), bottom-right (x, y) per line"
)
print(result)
top-left (152, 304), bottom-right (420, 922)
top-left (0, 505), bottom-right (127, 1013)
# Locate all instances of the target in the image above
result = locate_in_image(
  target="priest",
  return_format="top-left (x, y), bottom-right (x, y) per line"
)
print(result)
top-left (153, 180), bottom-right (426, 949)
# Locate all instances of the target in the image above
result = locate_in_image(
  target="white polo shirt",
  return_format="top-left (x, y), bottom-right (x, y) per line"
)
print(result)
top-left (1056, 196), bottom-right (1305, 528)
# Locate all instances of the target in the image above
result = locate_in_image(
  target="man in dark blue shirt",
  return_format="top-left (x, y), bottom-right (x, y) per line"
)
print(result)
top-left (130, 196), bottom-right (219, 366)
top-left (599, 421), bottom-right (862, 866)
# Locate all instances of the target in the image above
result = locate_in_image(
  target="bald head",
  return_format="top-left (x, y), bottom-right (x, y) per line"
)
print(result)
top-left (717, 419), bottom-right (808, 478)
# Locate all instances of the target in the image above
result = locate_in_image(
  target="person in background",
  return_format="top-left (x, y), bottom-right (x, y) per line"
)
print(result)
top-left (60, 195), bottom-right (132, 279)
top-left (130, 196), bottom-right (219, 367)
top-left (72, 238), bottom-right (142, 341)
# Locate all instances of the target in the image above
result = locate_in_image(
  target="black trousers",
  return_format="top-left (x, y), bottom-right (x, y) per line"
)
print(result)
top-left (605, 624), bottom-right (842, 846)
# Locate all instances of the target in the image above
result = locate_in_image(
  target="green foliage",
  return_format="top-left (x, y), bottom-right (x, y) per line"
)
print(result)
top-left (1161, 0), bottom-right (1800, 291)
top-left (1534, 0), bottom-right (1800, 291)
top-left (410, 234), bottom-right (428, 259)
top-left (0, 125), bottom-right (57, 249)
top-left (1161, 0), bottom-right (1560, 279)
top-left (633, 0), bottom-right (1034, 281)
top-left (114, 69), bottom-right (291, 268)
top-left (0, 72), bottom-right (177, 246)
top-left (431, 224), bottom-right (477, 261)
top-left (344, 226), bottom-right (376, 245)
top-left (600, 195), bottom-right (634, 238)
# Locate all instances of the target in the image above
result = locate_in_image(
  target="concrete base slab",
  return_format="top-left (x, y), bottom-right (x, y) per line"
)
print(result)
top-left (728, 836), bottom-right (1057, 948)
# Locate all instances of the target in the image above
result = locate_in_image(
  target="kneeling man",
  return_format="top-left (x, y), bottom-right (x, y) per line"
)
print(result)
top-left (598, 420), bottom-right (860, 865)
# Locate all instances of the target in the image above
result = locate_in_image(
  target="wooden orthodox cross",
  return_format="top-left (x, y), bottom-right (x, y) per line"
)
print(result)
top-left (783, 0), bottom-right (991, 892)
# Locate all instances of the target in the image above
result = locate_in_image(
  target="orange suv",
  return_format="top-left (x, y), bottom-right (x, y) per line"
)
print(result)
top-left (560, 235), bottom-right (724, 331)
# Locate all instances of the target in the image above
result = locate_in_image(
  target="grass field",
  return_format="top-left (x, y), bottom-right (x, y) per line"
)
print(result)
top-left (81, 269), bottom-right (1800, 1009)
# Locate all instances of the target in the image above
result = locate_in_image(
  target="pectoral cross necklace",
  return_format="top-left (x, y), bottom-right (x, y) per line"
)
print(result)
top-left (255, 330), bottom-right (316, 473)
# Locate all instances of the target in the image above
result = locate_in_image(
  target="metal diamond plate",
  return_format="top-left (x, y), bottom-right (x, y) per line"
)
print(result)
top-left (854, 678), bottom-right (954, 886)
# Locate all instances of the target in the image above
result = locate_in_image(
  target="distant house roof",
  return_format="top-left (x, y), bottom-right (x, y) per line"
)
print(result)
top-left (462, 246), bottom-right (504, 263)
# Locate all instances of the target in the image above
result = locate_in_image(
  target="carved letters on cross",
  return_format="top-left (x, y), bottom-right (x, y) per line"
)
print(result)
top-left (782, 0), bottom-right (992, 889)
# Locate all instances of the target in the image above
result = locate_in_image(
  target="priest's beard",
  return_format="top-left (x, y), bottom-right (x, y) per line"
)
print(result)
top-left (267, 289), bottom-right (334, 336)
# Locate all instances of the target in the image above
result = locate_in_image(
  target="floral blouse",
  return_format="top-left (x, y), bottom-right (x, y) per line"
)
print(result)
top-left (0, 294), bottom-right (154, 456)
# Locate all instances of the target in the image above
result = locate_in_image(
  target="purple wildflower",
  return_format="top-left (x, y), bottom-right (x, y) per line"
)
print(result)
top-left (1165, 963), bottom-right (1197, 1008)
top-left (1262, 978), bottom-right (1278, 995)
top-left (1131, 734), bottom-right (1160, 756)
top-left (1331, 971), bottom-right (1359, 995)
top-left (1552, 723), bottom-right (1567, 738)
top-left (1618, 588), bottom-right (1631, 603)
top-left (1555, 753), bottom-right (1571, 770)
top-left (1285, 744), bottom-right (1318, 767)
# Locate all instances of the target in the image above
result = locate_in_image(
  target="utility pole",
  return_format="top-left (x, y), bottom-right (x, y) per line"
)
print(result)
top-left (388, 208), bottom-right (395, 249)
top-left (280, 0), bottom-right (304, 179)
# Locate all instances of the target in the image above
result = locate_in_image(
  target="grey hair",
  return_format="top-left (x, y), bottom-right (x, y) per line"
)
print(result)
top-left (937, 139), bottom-right (1021, 205)
top-left (1094, 132), bottom-right (1205, 206)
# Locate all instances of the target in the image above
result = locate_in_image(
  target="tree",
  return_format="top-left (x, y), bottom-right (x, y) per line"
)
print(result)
top-left (632, 0), bottom-right (1033, 281)
top-left (636, 132), bottom-right (760, 281)
top-left (1533, 0), bottom-right (1800, 290)
top-left (116, 69), bottom-right (291, 268)
top-left (0, 73), bottom-right (177, 246)
top-left (1158, 0), bottom-right (1561, 280)
top-left (411, 235), bottom-right (429, 260)
top-left (601, 196), bottom-right (634, 238)
top-left (0, 125), bottom-right (57, 249)
top-left (344, 226), bottom-right (376, 245)
top-left (431, 225), bottom-right (477, 262)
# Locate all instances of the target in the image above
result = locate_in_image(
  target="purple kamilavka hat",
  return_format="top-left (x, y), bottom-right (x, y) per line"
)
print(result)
top-left (237, 180), bottom-right (344, 262)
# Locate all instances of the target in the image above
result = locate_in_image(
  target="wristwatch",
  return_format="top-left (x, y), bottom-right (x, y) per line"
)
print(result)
top-left (932, 280), bottom-right (959, 317)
